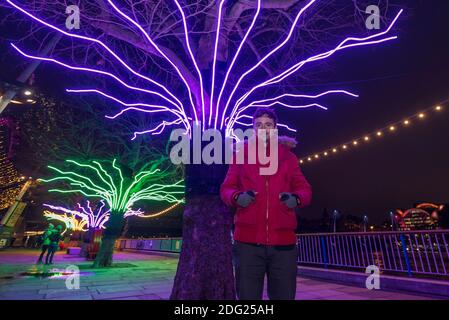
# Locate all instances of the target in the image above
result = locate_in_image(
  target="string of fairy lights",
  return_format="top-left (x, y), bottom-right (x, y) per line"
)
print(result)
top-left (299, 103), bottom-right (446, 165)
top-left (133, 201), bottom-right (184, 219)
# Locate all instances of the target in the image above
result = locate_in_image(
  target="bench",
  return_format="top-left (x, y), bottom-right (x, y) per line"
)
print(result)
top-left (66, 247), bottom-right (82, 255)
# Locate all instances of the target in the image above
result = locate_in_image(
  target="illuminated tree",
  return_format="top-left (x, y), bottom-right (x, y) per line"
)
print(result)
top-left (3, 0), bottom-right (402, 136)
top-left (4, 0), bottom-right (403, 297)
top-left (43, 210), bottom-right (88, 234)
top-left (39, 158), bottom-right (184, 267)
top-left (43, 200), bottom-right (181, 232)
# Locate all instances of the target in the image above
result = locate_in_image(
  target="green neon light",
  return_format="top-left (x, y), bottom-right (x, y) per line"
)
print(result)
top-left (40, 159), bottom-right (185, 214)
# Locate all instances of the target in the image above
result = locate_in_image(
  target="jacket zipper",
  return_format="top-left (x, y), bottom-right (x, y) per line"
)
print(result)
top-left (266, 176), bottom-right (269, 244)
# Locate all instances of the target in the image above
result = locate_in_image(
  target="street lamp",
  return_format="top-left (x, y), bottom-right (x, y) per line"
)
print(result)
top-left (332, 210), bottom-right (339, 233)
top-left (363, 215), bottom-right (368, 233)
top-left (389, 211), bottom-right (395, 231)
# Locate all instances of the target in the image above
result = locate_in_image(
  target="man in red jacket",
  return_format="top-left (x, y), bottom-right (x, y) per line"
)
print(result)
top-left (220, 108), bottom-right (312, 300)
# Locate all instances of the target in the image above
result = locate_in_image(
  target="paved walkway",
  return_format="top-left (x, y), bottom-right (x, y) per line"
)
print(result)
top-left (0, 249), bottom-right (441, 300)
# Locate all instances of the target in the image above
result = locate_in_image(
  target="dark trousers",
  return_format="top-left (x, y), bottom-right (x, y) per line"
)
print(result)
top-left (37, 245), bottom-right (49, 262)
top-left (46, 245), bottom-right (58, 264)
top-left (233, 241), bottom-right (298, 300)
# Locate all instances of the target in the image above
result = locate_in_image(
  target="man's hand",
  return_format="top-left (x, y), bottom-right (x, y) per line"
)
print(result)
top-left (235, 190), bottom-right (257, 208)
top-left (279, 192), bottom-right (300, 209)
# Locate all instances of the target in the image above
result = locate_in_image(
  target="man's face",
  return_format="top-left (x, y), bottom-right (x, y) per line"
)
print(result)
top-left (253, 114), bottom-right (276, 140)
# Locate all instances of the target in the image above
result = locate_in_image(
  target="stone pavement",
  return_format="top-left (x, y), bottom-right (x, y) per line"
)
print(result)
top-left (0, 249), bottom-right (442, 300)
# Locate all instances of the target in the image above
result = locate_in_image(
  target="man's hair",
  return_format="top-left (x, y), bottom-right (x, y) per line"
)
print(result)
top-left (252, 108), bottom-right (278, 126)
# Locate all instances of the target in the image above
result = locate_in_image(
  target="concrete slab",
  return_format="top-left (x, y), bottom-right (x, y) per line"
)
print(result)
top-left (0, 248), bottom-right (445, 300)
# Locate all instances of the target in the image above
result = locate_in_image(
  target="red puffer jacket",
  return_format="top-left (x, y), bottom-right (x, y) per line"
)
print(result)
top-left (220, 138), bottom-right (312, 245)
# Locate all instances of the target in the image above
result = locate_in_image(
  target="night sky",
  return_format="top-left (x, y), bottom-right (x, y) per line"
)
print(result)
top-left (292, 0), bottom-right (449, 223)
top-left (1, 1), bottom-right (449, 226)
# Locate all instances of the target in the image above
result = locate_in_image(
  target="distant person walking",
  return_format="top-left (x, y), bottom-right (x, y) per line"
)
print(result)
top-left (45, 225), bottom-right (63, 265)
top-left (37, 223), bottom-right (54, 264)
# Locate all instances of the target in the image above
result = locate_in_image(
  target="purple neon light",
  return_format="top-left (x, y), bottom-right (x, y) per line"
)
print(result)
top-left (132, 119), bottom-right (184, 140)
top-left (6, 0), bottom-right (185, 113)
top-left (67, 89), bottom-right (168, 111)
top-left (248, 90), bottom-right (359, 105)
top-left (106, 107), bottom-right (167, 120)
top-left (77, 200), bottom-right (110, 229)
top-left (77, 201), bottom-right (94, 225)
top-left (214, 0), bottom-right (261, 130)
top-left (231, 10), bottom-right (403, 121)
top-left (174, 0), bottom-right (206, 129)
top-left (11, 44), bottom-right (190, 132)
top-left (11, 44), bottom-right (182, 113)
top-left (208, 0), bottom-right (226, 128)
top-left (225, 9), bottom-right (402, 132)
top-left (43, 203), bottom-right (89, 224)
top-left (246, 102), bottom-right (327, 111)
top-left (234, 90), bottom-right (358, 119)
top-left (228, 38), bottom-right (397, 130)
top-left (220, 0), bottom-right (318, 129)
top-left (8, 0), bottom-right (403, 137)
top-left (235, 115), bottom-right (297, 133)
top-left (226, 10), bottom-right (402, 132)
top-left (106, 0), bottom-right (199, 124)
top-left (45, 201), bottom-right (144, 230)
top-left (66, 89), bottom-right (186, 124)
top-left (124, 208), bottom-right (144, 218)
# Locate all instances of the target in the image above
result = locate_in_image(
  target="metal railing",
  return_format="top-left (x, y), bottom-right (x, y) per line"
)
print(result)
top-left (117, 230), bottom-right (449, 278)
top-left (297, 230), bottom-right (449, 277)
top-left (117, 237), bottom-right (182, 253)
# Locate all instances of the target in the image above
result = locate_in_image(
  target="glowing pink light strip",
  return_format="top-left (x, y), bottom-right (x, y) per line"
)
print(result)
top-left (220, 0), bottom-right (318, 129)
top-left (208, 0), bottom-right (226, 128)
top-left (12, 45), bottom-right (190, 133)
top-left (67, 89), bottom-right (168, 111)
top-left (77, 201), bottom-right (94, 228)
top-left (6, 0), bottom-right (185, 113)
top-left (77, 200), bottom-right (110, 229)
top-left (106, 107), bottom-right (167, 119)
top-left (174, 0), bottom-right (206, 129)
top-left (231, 10), bottom-right (403, 123)
top-left (262, 10), bottom-right (402, 86)
top-left (11, 44), bottom-right (184, 116)
top-left (107, 0), bottom-right (199, 124)
top-left (249, 90), bottom-right (359, 105)
top-left (247, 102), bottom-right (327, 110)
top-left (214, 0), bottom-right (261, 130)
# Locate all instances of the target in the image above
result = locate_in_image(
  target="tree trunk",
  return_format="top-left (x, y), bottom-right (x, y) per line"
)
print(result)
top-left (93, 212), bottom-right (125, 268)
top-left (170, 163), bottom-right (235, 300)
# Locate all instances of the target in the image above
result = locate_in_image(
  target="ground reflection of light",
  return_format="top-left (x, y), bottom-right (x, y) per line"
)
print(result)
top-left (19, 268), bottom-right (95, 279)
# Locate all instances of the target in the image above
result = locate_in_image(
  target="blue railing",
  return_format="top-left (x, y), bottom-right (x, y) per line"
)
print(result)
top-left (117, 237), bottom-right (182, 253)
top-left (118, 230), bottom-right (449, 277)
top-left (297, 230), bottom-right (449, 277)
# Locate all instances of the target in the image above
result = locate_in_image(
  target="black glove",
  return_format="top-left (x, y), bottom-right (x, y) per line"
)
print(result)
top-left (235, 190), bottom-right (257, 208)
top-left (279, 192), bottom-right (300, 209)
